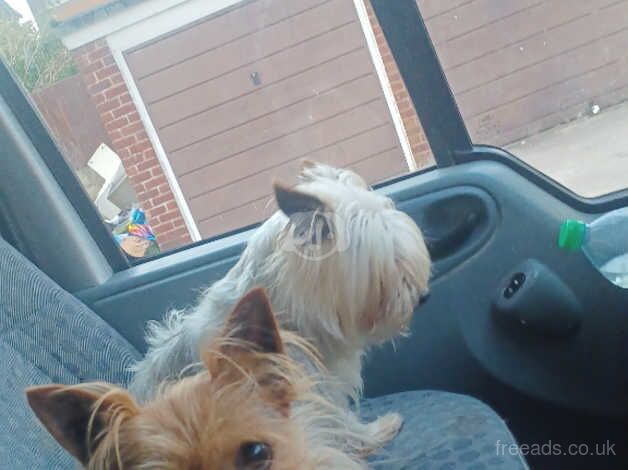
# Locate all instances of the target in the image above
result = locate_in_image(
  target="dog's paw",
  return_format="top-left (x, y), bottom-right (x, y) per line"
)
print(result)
top-left (359, 412), bottom-right (403, 456)
top-left (370, 412), bottom-right (403, 442)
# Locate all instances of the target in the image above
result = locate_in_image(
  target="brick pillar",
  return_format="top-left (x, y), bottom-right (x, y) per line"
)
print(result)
top-left (365, 0), bottom-right (434, 168)
top-left (72, 39), bottom-right (192, 251)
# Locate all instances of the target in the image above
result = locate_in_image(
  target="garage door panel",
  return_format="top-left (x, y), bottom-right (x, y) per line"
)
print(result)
top-left (148, 25), bottom-right (366, 128)
top-left (495, 81), bottom-right (628, 147)
top-left (198, 196), bottom-right (277, 238)
top-left (177, 100), bottom-right (394, 201)
top-left (445, 0), bottom-right (628, 94)
top-left (426, 0), bottom-right (540, 46)
top-left (185, 124), bottom-right (401, 215)
top-left (417, 0), bottom-right (470, 20)
top-left (157, 48), bottom-right (374, 147)
top-left (468, 56), bottom-right (628, 144)
top-left (184, 122), bottom-right (398, 202)
top-left (169, 74), bottom-right (382, 174)
top-left (126, 0), bottom-right (408, 238)
top-left (189, 160), bottom-right (304, 221)
top-left (420, 0), bottom-right (628, 145)
top-left (303, 123), bottom-right (399, 170)
top-left (125, 0), bottom-right (328, 78)
top-left (435, 0), bottom-right (606, 71)
top-left (195, 143), bottom-right (404, 238)
top-left (457, 26), bottom-right (628, 118)
top-left (349, 147), bottom-right (406, 183)
top-left (135, 0), bottom-right (356, 103)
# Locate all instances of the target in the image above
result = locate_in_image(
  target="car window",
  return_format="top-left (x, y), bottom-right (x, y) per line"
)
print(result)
top-left (418, 0), bottom-right (628, 198)
top-left (0, 0), bottom-right (434, 260)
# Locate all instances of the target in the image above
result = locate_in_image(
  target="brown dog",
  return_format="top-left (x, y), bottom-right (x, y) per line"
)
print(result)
top-left (26, 289), bottom-right (366, 469)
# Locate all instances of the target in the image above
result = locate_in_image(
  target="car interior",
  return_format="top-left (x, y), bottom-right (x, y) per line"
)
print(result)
top-left (1, 0), bottom-right (627, 468)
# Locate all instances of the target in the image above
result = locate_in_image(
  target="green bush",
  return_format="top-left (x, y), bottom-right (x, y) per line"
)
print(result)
top-left (0, 15), bottom-right (76, 91)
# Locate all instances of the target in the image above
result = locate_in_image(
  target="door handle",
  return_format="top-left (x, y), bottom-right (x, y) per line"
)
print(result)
top-left (396, 186), bottom-right (496, 279)
top-left (425, 212), bottom-right (479, 261)
top-left (492, 259), bottom-right (581, 338)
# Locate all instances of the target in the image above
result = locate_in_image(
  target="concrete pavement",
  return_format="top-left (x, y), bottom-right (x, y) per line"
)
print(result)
top-left (506, 102), bottom-right (628, 198)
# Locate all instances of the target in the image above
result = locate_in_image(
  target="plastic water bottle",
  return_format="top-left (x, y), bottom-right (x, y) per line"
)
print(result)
top-left (558, 207), bottom-right (628, 288)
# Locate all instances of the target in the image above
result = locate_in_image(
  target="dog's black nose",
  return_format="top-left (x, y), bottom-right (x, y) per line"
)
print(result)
top-left (419, 292), bottom-right (430, 306)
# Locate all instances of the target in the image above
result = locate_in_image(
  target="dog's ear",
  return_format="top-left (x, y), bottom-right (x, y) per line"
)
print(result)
top-left (26, 383), bottom-right (138, 465)
top-left (273, 182), bottom-right (331, 243)
top-left (300, 159), bottom-right (316, 170)
top-left (212, 288), bottom-right (295, 416)
top-left (222, 287), bottom-right (283, 354)
top-left (273, 182), bottom-right (324, 217)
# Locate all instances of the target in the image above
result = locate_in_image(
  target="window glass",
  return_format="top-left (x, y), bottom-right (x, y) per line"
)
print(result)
top-left (1, 0), bottom-right (433, 259)
top-left (418, 0), bottom-right (628, 197)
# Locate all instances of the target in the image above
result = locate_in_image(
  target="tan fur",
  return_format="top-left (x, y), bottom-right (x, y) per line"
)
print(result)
top-left (87, 358), bottom-right (311, 469)
top-left (27, 289), bottom-right (366, 469)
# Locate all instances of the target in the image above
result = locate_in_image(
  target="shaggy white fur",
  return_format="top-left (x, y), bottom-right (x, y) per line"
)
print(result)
top-left (130, 162), bottom-right (431, 447)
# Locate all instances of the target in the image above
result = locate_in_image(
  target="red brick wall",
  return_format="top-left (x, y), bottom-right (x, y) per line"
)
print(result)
top-left (365, 0), bottom-right (434, 168)
top-left (72, 39), bottom-right (192, 251)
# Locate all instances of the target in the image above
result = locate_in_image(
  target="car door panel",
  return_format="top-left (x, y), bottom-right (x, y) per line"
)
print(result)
top-left (366, 160), bottom-right (628, 415)
top-left (78, 240), bottom-right (246, 352)
top-left (77, 159), bottom-right (628, 416)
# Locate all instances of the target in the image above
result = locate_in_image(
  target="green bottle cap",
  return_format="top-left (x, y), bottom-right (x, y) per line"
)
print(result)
top-left (558, 219), bottom-right (586, 251)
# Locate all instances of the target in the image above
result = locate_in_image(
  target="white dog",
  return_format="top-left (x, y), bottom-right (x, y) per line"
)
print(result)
top-left (130, 161), bottom-right (431, 452)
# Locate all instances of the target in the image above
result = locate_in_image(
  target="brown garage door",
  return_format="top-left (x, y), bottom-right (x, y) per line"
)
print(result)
top-left (419, 0), bottom-right (628, 146)
top-left (125, 0), bottom-right (407, 238)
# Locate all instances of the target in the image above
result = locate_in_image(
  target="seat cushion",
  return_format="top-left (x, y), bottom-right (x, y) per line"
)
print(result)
top-left (0, 238), bottom-right (526, 469)
top-left (0, 238), bottom-right (140, 469)
top-left (362, 391), bottom-right (528, 469)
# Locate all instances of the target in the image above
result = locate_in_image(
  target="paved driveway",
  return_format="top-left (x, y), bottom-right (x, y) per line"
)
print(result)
top-left (506, 102), bottom-right (628, 198)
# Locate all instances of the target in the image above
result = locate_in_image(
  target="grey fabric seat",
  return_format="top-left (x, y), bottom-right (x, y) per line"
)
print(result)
top-left (0, 238), bottom-right (139, 468)
top-left (362, 392), bottom-right (527, 469)
top-left (0, 237), bottom-right (526, 469)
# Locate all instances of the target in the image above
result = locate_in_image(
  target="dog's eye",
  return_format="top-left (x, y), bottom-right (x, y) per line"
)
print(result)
top-left (235, 441), bottom-right (272, 469)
